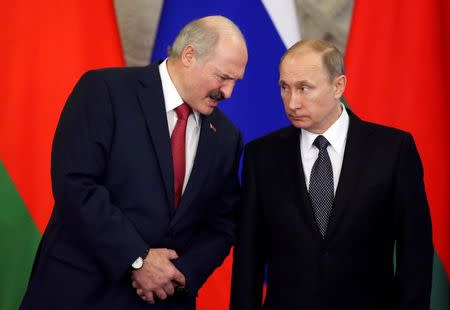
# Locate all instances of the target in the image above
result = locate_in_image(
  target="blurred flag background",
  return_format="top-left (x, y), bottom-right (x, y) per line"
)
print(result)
top-left (0, 1), bottom-right (124, 309)
top-left (345, 2), bottom-right (450, 308)
top-left (1, 1), bottom-right (448, 309)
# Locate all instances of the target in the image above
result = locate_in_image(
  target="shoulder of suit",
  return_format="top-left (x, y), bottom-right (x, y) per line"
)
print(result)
top-left (357, 117), bottom-right (412, 140)
top-left (78, 65), bottom-right (155, 85)
top-left (245, 125), bottom-right (295, 151)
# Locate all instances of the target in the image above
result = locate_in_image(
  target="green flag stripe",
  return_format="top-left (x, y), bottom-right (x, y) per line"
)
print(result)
top-left (432, 251), bottom-right (450, 309)
top-left (0, 160), bottom-right (41, 310)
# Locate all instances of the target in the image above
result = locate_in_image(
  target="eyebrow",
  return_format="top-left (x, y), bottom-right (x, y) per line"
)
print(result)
top-left (217, 70), bottom-right (243, 81)
top-left (296, 80), bottom-right (312, 86)
top-left (223, 73), bottom-right (243, 81)
top-left (279, 80), bottom-right (312, 86)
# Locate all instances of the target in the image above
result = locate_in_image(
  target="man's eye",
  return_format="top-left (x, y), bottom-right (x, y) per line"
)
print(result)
top-left (300, 86), bottom-right (309, 92)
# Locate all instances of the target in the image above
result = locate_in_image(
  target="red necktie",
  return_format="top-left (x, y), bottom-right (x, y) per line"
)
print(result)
top-left (171, 103), bottom-right (192, 208)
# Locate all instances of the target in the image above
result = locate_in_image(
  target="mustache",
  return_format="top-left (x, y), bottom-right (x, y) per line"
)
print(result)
top-left (208, 89), bottom-right (225, 101)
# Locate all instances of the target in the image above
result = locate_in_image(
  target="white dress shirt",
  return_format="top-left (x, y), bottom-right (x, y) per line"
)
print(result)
top-left (300, 104), bottom-right (349, 194)
top-left (159, 59), bottom-right (201, 193)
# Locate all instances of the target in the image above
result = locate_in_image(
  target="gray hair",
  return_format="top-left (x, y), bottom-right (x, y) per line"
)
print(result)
top-left (169, 15), bottom-right (245, 60)
top-left (281, 39), bottom-right (345, 81)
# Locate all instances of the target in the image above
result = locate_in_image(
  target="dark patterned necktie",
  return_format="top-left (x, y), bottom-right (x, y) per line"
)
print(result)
top-left (171, 103), bottom-right (191, 208)
top-left (309, 135), bottom-right (334, 237)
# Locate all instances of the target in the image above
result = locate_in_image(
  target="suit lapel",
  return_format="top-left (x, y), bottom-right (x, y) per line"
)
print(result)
top-left (137, 65), bottom-right (174, 210)
top-left (279, 127), bottom-right (322, 238)
top-left (325, 110), bottom-right (372, 239)
top-left (170, 113), bottom-right (218, 228)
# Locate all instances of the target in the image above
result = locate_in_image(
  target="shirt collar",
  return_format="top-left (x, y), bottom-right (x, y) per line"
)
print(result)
top-left (301, 103), bottom-right (349, 155)
top-left (159, 59), bottom-right (200, 126)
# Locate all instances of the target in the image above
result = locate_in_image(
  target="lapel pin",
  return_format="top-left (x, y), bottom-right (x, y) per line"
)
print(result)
top-left (209, 123), bottom-right (217, 132)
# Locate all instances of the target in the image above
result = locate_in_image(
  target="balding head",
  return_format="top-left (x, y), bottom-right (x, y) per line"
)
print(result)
top-left (281, 39), bottom-right (345, 82)
top-left (169, 15), bottom-right (246, 61)
top-left (165, 16), bottom-right (247, 116)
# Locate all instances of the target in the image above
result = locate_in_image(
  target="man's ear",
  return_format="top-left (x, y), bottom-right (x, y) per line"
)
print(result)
top-left (334, 75), bottom-right (347, 99)
top-left (181, 45), bottom-right (196, 67)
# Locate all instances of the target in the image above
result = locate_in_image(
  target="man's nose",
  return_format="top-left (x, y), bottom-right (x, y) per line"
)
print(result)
top-left (288, 92), bottom-right (302, 110)
top-left (221, 81), bottom-right (236, 99)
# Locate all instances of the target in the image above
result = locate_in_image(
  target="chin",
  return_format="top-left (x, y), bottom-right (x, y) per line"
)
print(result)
top-left (198, 105), bottom-right (215, 116)
top-left (290, 119), bottom-right (307, 129)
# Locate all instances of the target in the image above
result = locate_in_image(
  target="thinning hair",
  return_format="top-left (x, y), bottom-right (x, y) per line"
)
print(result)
top-left (169, 15), bottom-right (245, 60)
top-left (281, 39), bottom-right (345, 81)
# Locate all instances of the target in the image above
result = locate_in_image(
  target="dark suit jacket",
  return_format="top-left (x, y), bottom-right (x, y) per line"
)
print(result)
top-left (21, 64), bottom-right (242, 309)
top-left (230, 110), bottom-right (433, 310)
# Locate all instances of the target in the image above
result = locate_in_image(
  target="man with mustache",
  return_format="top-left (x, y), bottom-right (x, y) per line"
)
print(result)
top-left (21, 15), bottom-right (247, 309)
top-left (230, 39), bottom-right (432, 310)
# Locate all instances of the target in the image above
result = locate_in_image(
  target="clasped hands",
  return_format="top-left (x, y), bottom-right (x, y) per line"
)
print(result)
top-left (131, 248), bottom-right (185, 304)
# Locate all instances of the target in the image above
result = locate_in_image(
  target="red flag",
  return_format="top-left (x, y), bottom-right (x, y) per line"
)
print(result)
top-left (345, 0), bottom-right (450, 279)
top-left (0, 3), bottom-right (123, 307)
top-left (0, 1), bottom-right (124, 233)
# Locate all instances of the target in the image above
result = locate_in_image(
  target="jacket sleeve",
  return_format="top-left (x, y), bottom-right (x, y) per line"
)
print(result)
top-left (393, 132), bottom-right (433, 309)
top-left (51, 71), bottom-right (149, 281)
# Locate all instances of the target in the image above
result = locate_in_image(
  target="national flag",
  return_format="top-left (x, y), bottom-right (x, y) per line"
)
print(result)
top-left (0, 2), bottom-right (124, 309)
top-left (345, 1), bottom-right (450, 308)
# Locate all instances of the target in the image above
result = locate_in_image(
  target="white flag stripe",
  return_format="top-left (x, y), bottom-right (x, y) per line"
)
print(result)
top-left (261, 0), bottom-right (301, 48)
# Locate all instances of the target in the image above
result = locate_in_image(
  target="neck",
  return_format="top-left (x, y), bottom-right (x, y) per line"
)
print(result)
top-left (166, 58), bottom-right (185, 101)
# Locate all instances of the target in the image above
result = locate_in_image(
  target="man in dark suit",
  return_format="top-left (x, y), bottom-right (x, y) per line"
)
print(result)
top-left (21, 15), bottom-right (247, 309)
top-left (230, 39), bottom-right (433, 310)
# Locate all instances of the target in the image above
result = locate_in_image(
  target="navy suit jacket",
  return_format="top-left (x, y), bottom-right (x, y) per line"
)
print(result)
top-left (230, 110), bottom-right (433, 310)
top-left (21, 64), bottom-right (242, 309)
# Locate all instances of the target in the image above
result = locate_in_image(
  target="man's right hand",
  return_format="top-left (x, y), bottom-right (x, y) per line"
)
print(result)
top-left (131, 248), bottom-right (185, 304)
